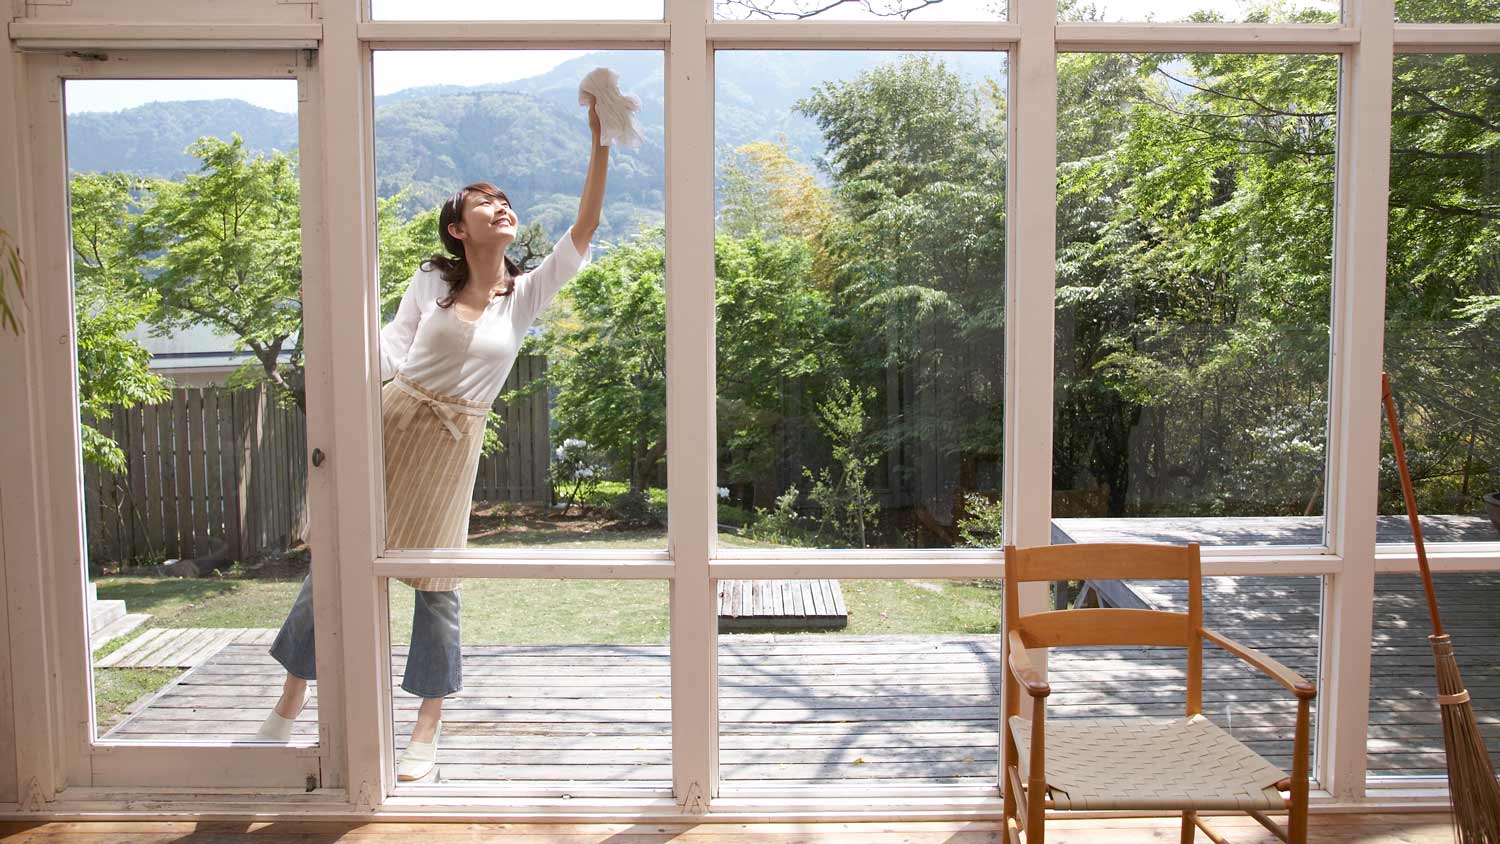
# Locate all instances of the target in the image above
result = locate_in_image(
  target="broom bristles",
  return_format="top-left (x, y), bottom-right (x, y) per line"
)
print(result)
top-left (1431, 634), bottom-right (1500, 844)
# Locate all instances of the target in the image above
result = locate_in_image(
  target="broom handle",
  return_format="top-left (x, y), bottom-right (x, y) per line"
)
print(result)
top-left (1381, 372), bottom-right (1445, 637)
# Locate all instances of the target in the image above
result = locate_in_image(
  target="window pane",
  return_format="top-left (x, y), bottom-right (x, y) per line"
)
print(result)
top-left (386, 579), bottom-right (670, 790)
top-left (1396, 0), bottom-right (1500, 23)
top-left (714, 50), bottom-right (1007, 550)
top-left (719, 578), bottom-right (1001, 786)
top-left (1053, 52), bottom-right (1338, 547)
top-left (1382, 53), bottom-right (1500, 547)
top-left (1368, 573), bottom-right (1500, 778)
top-left (372, 0), bottom-right (662, 20)
top-left (716, 0), bottom-right (1006, 21)
top-left (1057, 0), bottom-right (1338, 23)
top-left (66, 79), bottom-right (321, 745)
top-left (1062, 576), bottom-right (1322, 775)
top-left (372, 50), bottom-right (668, 553)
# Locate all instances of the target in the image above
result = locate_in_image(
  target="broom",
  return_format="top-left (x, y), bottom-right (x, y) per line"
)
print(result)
top-left (1382, 371), bottom-right (1500, 843)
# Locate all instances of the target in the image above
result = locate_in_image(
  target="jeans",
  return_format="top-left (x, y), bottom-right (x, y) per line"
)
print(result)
top-left (269, 574), bottom-right (463, 699)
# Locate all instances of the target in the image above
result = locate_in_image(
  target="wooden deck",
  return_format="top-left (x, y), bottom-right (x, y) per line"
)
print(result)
top-left (717, 579), bottom-right (848, 630)
top-left (0, 814), bottom-right (1462, 843)
top-left (104, 571), bottom-right (1500, 785)
top-left (1053, 513), bottom-right (1497, 545)
top-left (99, 507), bottom-right (1498, 786)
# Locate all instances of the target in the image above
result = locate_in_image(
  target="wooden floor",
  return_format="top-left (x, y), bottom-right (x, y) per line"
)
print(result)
top-left (0, 815), bottom-right (1461, 843)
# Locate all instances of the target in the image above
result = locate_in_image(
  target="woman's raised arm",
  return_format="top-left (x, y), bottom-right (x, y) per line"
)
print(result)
top-left (571, 96), bottom-right (609, 256)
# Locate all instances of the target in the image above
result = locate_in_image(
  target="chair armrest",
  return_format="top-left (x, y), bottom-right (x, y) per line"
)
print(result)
top-left (1007, 630), bottom-right (1051, 698)
top-left (1200, 627), bottom-right (1316, 700)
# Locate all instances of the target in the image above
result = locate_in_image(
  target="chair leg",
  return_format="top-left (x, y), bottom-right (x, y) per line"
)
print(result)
top-left (1181, 811), bottom-right (1196, 843)
top-left (1002, 767), bottom-right (1015, 836)
top-left (1289, 798), bottom-right (1308, 844)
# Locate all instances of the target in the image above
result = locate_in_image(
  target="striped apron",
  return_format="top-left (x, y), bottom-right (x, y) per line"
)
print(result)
top-left (382, 372), bottom-right (491, 591)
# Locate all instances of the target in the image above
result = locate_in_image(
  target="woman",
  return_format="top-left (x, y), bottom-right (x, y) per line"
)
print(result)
top-left (254, 95), bottom-right (609, 783)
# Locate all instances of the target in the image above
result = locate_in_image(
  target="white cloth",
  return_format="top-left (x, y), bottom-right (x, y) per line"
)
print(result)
top-left (380, 225), bottom-right (592, 404)
top-left (577, 66), bottom-right (645, 150)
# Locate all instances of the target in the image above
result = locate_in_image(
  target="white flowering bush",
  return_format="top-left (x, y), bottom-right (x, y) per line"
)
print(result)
top-left (548, 437), bottom-right (610, 516)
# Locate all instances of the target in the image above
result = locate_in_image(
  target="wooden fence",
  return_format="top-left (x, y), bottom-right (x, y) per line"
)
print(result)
top-left (82, 355), bottom-right (551, 567)
top-left (82, 385), bottom-right (308, 567)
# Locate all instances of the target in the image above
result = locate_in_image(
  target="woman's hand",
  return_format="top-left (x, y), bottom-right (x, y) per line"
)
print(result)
top-left (585, 93), bottom-right (602, 142)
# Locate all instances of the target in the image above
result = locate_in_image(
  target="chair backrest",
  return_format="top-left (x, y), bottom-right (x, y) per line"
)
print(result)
top-left (1004, 542), bottom-right (1202, 650)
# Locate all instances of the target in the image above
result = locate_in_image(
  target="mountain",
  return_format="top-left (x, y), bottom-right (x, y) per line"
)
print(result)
top-left (65, 99), bottom-right (299, 177)
top-left (64, 49), bottom-right (1006, 241)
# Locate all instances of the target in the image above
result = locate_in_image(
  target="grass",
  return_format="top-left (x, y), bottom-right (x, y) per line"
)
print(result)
top-left (90, 629), bottom-right (182, 734)
top-left (94, 576), bottom-right (306, 627)
top-left (389, 579), bottom-right (672, 644)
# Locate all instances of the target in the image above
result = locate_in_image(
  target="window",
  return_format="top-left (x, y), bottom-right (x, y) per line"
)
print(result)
top-left (1057, 0), bottom-right (1339, 23)
top-left (714, 49), bottom-right (1007, 551)
top-left (66, 78), bottom-right (323, 746)
top-left (1381, 52), bottom-right (1500, 548)
top-left (1367, 573), bottom-right (1500, 778)
top-left (385, 578), bottom-right (671, 791)
top-left (371, 49), bottom-right (668, 553)
top-left (371, 0), bottom-right (664, 20)
top-left (1396, 0), bottom-right (1500, 23)
top-left (1053, 51), bottom-right (1339, 548)
top-left (716, 0), bottom-right (1007, 21)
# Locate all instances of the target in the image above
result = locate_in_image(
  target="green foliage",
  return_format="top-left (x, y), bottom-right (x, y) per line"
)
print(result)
top-left (800, 378), bottom-right (882, 547)
top-left (744, 487), bottom-right (814, 547)
top-left (796, 53), bottom-right (1006, 503)
top-left (1054, 48), bottom-right (1342, 516)
top-left (130, 135), bottom-right (307, 411)
top-left (1381, 52), bottom-right (1500, 513)
top-left (69, 173), bottom-right (171, 471)
top-left (605, 488), bottom-right (665, 529)
top-left (956, 492), bottom-right (1004, 549)
top-left (525, 229), bottom-right (668, 492)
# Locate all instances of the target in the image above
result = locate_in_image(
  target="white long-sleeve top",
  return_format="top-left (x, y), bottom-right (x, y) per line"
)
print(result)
top-left (380, 225), bottom-right (592, 405)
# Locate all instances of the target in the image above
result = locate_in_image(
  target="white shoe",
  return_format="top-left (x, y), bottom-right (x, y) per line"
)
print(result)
top-left (254, 688), bottom-right (307, 741)
top-left (254, 711), bottom-right (295, 742)
top-left (397, 722), bottom-right (442, 782)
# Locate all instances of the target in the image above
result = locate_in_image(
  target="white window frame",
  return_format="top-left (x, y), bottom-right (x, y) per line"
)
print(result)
top-left (1, 0), bottom-right (1498, 819)
top-left (7, 47), bottom-right (342, 794)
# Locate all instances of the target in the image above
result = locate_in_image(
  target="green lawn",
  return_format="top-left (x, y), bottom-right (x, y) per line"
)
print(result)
top-left (95, 571), bottom-right (999, 646)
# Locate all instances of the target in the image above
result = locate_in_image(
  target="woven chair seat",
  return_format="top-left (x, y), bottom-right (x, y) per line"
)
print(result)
top-left (1009, 713), bottom-right (1289, 811)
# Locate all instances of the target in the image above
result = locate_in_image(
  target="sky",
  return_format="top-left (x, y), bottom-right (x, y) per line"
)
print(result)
top-left (62, 0), bottom-right (1336, 114)
top-left (64, 50), bottom-right (595, 115)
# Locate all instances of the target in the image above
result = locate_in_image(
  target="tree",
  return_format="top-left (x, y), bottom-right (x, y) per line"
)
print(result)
top-left (523, 227), bottom-right (837, 498)
top-left (796, 53), bottom-right (1007, 524)
top-left (70, 172), bottom-right (170, 471)
top-left (1381, 51), bottom-right (1500, 514)
top-left (525, 229), bottom-right (668, 492)
top-left (130, 136), bottom-right (307, 411)
top-left (1054, 46), bottom-right (1341, 517)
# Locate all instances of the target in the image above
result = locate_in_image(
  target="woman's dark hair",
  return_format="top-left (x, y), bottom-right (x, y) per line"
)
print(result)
top-left (421, 182), bottom-right (524, 309)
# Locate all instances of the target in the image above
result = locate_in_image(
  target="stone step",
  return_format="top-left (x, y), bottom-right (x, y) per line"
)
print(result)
top-left (90, 598), bottom-right (126, 634)
top-left (91, 613), bottom-right (150, 654)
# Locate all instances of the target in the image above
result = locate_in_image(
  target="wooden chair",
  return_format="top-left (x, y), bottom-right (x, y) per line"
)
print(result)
top-left (1001, 542), bottom-right (1314, 844)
